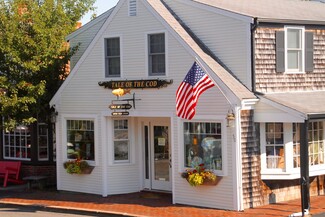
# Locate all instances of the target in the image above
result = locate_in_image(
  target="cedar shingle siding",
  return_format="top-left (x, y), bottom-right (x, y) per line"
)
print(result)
top-left (241, 110), bottom-right (268, 209)
top-left (255, 27), bottom-right (325, 93)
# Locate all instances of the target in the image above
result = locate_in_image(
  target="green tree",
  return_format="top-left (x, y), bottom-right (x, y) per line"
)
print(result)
top-left (0, 0), bottom-right (95, 130)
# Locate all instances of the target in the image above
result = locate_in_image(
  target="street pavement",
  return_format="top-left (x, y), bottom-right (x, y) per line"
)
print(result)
top-left (1, 183), bottom-right (325, 217)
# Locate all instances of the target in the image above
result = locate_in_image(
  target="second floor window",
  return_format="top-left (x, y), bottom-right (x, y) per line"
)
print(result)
top-left (276, 26), bottom-right (314, 73)
top-left (286, 27), bottom-right (303, 72)
top-left (105, 37), bottom-right (120, 77)
top-left (148, 33), bottom-right (165, 76)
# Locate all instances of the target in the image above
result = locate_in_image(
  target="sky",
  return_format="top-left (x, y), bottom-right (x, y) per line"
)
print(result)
top-left (80, 0), bottom-right (119, 25)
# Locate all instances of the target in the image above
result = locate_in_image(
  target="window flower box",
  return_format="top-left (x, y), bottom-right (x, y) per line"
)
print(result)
top-left (63, 159), bottom-right (94, 174)
top-left (181, 164), bottom-right (221, 187)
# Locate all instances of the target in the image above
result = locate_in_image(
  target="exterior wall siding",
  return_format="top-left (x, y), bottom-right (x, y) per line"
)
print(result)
top-left (56, 0), bottom-right (236, 209)
top-left (241, 110), bottom-right (268, 209)
top-left (255, 26), bottom-right (325, 93)
top-left (164, 0), bottom-right (251, 89)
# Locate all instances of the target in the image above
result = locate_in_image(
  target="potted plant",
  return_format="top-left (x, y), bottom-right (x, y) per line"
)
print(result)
top-left (181, 163), bottom-right (220, 186)
top-left (63, 158), bottom-right (94, 174)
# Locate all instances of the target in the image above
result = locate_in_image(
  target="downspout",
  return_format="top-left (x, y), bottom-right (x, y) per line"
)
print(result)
top-left (251, 18), bottom-right (259, 93)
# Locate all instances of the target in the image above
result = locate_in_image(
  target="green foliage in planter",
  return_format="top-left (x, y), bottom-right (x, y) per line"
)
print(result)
top-left (63, 159), bottom-right (90, 174)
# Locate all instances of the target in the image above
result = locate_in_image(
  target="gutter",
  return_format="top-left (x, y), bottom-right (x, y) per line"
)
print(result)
top-left (251, 18), bottom-right (258, 93)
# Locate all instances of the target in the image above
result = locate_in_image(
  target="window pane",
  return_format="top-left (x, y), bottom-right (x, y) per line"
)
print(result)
top-left (113, 119), bottom-right (129, 162)
top-left (107, 38), bottom-right (120, 56)
top-left (67, 120), bottom-right (95, 160)
top-left (108, 57), bottom-right (120, 75)
top-left (150, 34), bottom-right (165, 53)
top-left (288, 51), bottom-right (299, 69)
top-left (114, 141), bottom-right (129, 161)
top-left (150, 54), bottom-right (165, 74)
top-left (287, 29), bottom-right (301, 49)
top-left (184, 122), bottom-right (222, 170)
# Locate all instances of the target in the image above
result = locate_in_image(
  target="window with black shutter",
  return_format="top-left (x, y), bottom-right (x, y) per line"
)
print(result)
top-left (276, 27), bottom-right (313, 73)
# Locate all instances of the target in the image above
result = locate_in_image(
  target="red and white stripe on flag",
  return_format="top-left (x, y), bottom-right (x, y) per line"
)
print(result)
top-left (176, 62), bottom-right (215, 120)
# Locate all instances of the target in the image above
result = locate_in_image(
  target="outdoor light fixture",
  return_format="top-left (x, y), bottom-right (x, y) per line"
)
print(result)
top-left (226, 110), bottom-right (235, 127)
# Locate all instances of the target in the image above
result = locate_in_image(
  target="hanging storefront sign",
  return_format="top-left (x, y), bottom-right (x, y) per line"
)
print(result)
top-left (98, 79), bottom-right (173, 89)
top-left (111, 111), bottom-right (129, 116)
top-left (109, 104), bottom-right (132, 110)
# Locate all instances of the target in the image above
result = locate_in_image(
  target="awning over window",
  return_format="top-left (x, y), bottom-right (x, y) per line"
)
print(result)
top-left (259, 91), bottom-right (325, 120)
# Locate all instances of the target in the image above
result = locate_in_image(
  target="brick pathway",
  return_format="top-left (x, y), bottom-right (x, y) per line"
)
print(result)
top-left (0, 186), bottom-right (325, 217)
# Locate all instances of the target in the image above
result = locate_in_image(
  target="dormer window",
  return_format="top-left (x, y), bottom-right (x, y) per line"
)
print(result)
top-left (276, 26), bottom-right (314, 73)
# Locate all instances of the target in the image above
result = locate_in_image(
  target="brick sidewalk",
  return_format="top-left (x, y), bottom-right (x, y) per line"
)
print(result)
top-left (0, 186), bottom-right (325, 217)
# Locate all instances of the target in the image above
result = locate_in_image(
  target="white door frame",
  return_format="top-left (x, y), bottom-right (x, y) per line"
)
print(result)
top-left (140, 118), bottom-right (172, 191)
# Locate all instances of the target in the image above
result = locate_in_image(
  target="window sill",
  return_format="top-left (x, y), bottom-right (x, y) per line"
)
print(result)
top-left (261, 167), bottom-right (325, 180)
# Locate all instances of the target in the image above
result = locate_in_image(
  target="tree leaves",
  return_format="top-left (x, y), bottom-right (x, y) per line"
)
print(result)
top-left (0, 0), bottom-right (95, 130)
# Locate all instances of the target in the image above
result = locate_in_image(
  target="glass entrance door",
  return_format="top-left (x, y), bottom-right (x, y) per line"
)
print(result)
top-left (143, 120), bottom-right (171, 191)
top-left (151, 125), bottom-right (171, 191)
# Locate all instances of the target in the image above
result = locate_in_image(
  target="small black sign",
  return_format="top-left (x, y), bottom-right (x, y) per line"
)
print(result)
top-left (112, 111), bottom-right (129, 116)
top-left (98, 79), bottom-right (173, 89)
top-left (109, 104), bottom-right (132, 110)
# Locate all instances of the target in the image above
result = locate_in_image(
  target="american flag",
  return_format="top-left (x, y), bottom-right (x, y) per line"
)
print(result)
top-left (176, 62), bottom-right (215, 120)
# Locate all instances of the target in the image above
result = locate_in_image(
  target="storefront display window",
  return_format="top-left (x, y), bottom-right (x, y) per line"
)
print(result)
top-left (66, 120), bottom-right (94, 160)
top-left (183, 122), bottom-right (222, 170)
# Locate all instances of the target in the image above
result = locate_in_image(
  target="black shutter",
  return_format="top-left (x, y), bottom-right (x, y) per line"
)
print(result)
top-left (305, 32), bottom-right (314, 72)
top-left (276, 31), bottom-right (285, 73)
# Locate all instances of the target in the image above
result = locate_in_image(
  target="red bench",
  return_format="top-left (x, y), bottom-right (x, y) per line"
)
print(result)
top-left (0, 161), bottom-right (23, 187)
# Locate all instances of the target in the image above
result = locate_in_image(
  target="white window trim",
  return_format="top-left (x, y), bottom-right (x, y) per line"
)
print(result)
top-left (61, 114), bottom-right (98, 166)
top-left (284, 26), bottom-right (305, 74)
top-left (102, 35), bottom-right (124, 79)
top-left (260, 122), bottom-right (325, 180)
top-left (145, 30), bottom-right (168, 77)
top-left (112, 118), bottom-right (131, 164)
top-left (3, 126), bottom-right (32, 161)
top-left (178, 117), bottom-right (227, 176)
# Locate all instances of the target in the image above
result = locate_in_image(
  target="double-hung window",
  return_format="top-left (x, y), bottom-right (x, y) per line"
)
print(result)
top-left (276, 26), bottom-right (314, 73)
top-left (183, 122), bottom-right (222, 171)
top-left (105, 37), bottom-right (120, 77)
top-left (148, 33), bottom-right (165, 76)
top-left (286, 27), bottom-right (303, 72)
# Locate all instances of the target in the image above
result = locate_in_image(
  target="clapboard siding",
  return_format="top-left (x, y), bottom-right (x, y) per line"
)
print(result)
top-left (255, 27), bottom-right (325, 93)
top-left (173, 119), bottom-right (236, 210)
top-left (56, 115), bottom-right (103, 195)
top-left (164, 0), bottom-right (251, 89)
top-left (56, 0), bottom-right (238, 209)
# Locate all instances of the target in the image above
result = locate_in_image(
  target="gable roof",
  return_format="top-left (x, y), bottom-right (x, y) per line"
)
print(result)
top-left (66, 7), bottom-right (115, 41)
top-left (50, 0), bottom-right (256, 107)
top-left (146, 0), bottom-right (255, 101)
top-left (193, 0), bottom-right (325, 24)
